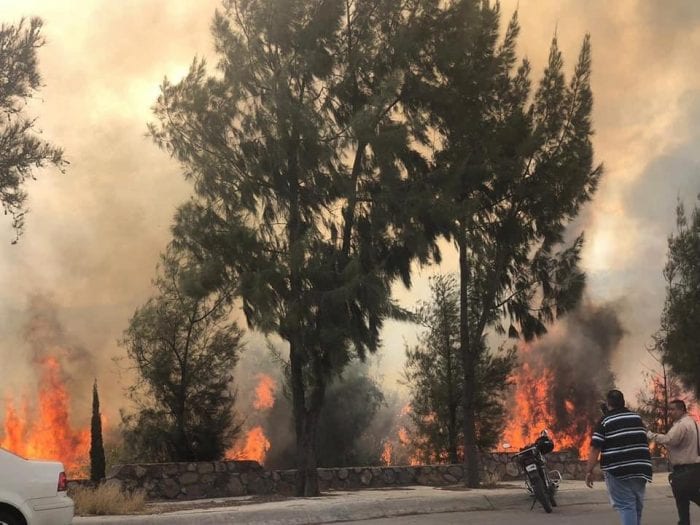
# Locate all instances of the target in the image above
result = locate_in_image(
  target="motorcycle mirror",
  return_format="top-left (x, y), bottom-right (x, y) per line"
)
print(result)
top-left (540, 429), bottom-right (549, 437)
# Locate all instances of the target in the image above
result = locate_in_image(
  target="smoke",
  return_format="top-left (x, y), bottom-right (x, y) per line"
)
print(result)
top-left (519, 298), bottom-right (624, 440)
top-left (0, 295), bottom-right (97, 427)
top-left (230, 337), bottom-right (406, 469)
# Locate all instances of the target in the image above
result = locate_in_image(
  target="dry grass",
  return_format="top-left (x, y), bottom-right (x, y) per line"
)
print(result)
top-left (71, 482), bottom-right (146, 516)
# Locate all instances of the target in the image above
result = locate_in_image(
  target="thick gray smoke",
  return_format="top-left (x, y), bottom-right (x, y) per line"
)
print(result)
top-left (516, 298), bottom-right (624, 448)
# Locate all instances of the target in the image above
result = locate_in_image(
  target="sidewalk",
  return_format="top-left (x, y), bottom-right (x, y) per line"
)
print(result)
top-left (74, 480), bottom-right (674, 525)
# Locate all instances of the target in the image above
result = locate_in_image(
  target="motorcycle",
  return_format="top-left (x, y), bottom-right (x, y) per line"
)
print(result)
top-left (512, 430), bottom-right (562, 513)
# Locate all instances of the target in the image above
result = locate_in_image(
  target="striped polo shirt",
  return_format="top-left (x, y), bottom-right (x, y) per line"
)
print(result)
top-left (591, 408), bottom-right (653, 481)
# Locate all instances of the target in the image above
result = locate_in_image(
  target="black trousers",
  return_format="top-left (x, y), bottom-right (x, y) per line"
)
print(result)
top-left (670, 464), bottom-right (700, 525)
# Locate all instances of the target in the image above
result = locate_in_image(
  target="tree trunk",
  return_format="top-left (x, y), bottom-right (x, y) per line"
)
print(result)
top-left (458, 230), bottom-right (480, 487)
top-left (298, 405), bottom-right (321, 496)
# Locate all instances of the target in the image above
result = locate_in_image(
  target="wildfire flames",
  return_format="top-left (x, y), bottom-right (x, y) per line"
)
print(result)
top-left (1, 357), bottom-right (90, 476)
top-left (502, 348), bottom-right (591, 458)
top-left (380, 405), bottom-right (422, 466)
top-left (252, 374), bottom-right (275, 410)
top-left (226, 374), bottom-right (275, 464)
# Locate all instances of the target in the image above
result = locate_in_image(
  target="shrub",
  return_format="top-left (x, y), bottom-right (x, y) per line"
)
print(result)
top-left (71, 482), bottom-right (146, 516)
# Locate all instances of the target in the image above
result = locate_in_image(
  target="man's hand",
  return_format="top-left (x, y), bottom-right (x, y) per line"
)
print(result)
top-left (585, 471), bottom-right (594, 488)
top-left (646, 430), bottom-right (655, 441)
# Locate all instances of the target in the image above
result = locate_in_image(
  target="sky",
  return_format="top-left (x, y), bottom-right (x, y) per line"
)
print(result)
top-left (1, 0), bottom-right (699, 427)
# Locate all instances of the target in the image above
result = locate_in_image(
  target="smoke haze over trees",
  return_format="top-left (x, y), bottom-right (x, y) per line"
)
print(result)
top-left (6, 0), bottom-right (700, 491)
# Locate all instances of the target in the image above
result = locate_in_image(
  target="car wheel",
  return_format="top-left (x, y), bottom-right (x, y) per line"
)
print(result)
top-left (0, 508), bottom-right (24, 525)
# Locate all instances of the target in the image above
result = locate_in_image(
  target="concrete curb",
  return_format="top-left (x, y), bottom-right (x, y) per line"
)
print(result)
top-left (74, 481), bottom-right (675, 525)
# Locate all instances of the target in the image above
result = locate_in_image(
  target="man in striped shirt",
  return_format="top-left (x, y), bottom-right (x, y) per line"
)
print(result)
top-left (585, 389), bottom-right (653, 525)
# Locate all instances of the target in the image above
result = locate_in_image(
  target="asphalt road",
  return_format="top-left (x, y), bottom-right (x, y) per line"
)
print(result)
top-left (75, 481), bottom-right (695, 525)
top-left (349, 496), bottom-right (700, 525)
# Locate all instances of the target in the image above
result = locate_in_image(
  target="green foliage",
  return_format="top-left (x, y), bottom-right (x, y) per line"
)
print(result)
top-left (0, 17), bottom-right (66, 242)
top-left (404, 275), bottom-right (515, 463)
top-left (413, 1), bottom-right (601, 485)
top-left (148, 0), bottom-right (442, 495)
top-left (120, 249), bottom-right (243, 462)
top-left (89, 380), bottom-right (106, 481)
top-left (658, 199), bottom-right (700, 397)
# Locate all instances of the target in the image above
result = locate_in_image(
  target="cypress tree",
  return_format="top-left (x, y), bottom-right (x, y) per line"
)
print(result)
top-left (90, 379), bottom-right (106, 481)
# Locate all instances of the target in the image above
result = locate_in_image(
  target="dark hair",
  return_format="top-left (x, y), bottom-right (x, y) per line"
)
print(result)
top-left (670, 399), bottom-right (687, 412)
top-left (607, 389), bottom-right (625, 409)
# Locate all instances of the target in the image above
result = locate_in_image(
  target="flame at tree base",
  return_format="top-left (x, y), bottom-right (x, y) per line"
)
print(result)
top-left (501, 348), bottom-right (591, 458)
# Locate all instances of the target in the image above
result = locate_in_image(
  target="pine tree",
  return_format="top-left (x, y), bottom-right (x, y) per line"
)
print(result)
top-left (120, 248), bottom-right (243, 462)
top-left (657, 199), bottom-right (700, 397)
top-left (149, 0), bottom-right (441, 495)
top-left (90, 379), bottom-right (106, 481)
top-left (417, 2), bottom-right (601, 485)
top-left (404, 274), bottom-right (515, 463)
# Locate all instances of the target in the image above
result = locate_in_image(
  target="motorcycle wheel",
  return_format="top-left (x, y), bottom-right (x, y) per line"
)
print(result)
top-left (531, 477), bottom-right (553, 513)
top-left (548, 486), bottom-right (557, 507)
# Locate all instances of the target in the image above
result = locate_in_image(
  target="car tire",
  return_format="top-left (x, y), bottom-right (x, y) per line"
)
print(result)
top-left (0, 508), bottom-right (24, 525)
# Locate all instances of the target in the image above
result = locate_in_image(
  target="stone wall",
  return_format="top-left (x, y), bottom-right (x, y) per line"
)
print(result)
top-left (99, 453), bottom-right (671, 501)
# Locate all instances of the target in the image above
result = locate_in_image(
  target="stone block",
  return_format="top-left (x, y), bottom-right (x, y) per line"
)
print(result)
top-left (162, 464), bottom-right (179, 476)
top-left (398, 468), bottom-right (414, 484)
top-left (200, 473), bottom-right (217, 484)
top-left (443, 474), bottom-right (457, 483)
top-left (197, 463), bottom-right (215, 474)
top-left (160, 478), bottom-right (181, 499)
top-left (360, 469), bottom-right (372, 486)
top-left (179, 472), bottom-right (199, 485)
top-left (447, 465), bottom-right (463, 479)
top-left (249, 476), bottom-right (272, 494)
top-left (337, 468), bottom-right (348, 480)
top-left (185, 484), bottom-right (206, 499)
top-left (382, 469), bottom-right (396, 484)
top-left (318, 469), bottom-right (333, 481)
top-left (226, 476), bottom-right (245, 496)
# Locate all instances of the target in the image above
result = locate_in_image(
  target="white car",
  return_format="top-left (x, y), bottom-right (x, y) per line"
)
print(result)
top-left (0, 448), bottom-right (73, 525)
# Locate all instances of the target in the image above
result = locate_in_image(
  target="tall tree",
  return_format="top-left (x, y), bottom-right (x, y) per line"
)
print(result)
top-left (404, 274), bottom-right (515, 463)
top-left (120, 249), bottom-right (243, 462)
top-left (657, 199), bottom-right (700, 397)
top-left (636, 346), bottom-right (692, 456)
top-left (89, 379), bottom-right (106, 481)
top-left (419, 2), bottom-right (601, 485)
top-left (0, 18), bottom-right (66, 242)
top-left (149, 0), bottom-right (440, 495)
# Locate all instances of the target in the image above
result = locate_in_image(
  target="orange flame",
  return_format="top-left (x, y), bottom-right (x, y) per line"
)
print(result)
top-left (1, 357), bottom-right (90, 476)
top-left (225, 374), bottom-right (277, 464)
top-left (252, 374), bottom-right (276, 410)
top-left (381, 441), bottom-right (393, 465)
top-left (501, 355), bottom-right (590, 458)
top-left (227, 426), bottom-right (270, 464)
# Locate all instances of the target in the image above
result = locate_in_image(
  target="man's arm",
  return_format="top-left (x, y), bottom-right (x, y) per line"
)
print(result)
top-left (585, 445), bottom-right (600, 488)
top-left (648, 420), bottom-right (686, 446)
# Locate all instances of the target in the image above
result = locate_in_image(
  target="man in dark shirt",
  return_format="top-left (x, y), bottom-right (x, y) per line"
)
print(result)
top-left (585, 389), bottom-right (652, 525)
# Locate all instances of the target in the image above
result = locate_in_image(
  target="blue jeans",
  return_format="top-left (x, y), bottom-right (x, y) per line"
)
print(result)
top-left (605, 472), bottom-right (647, 525)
